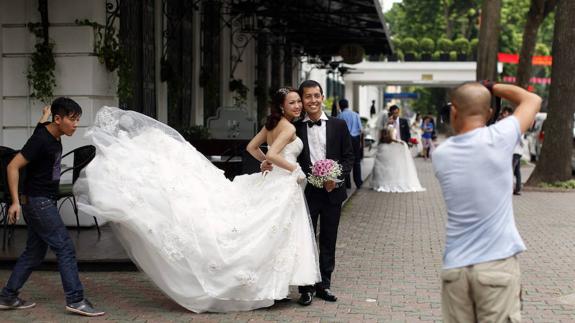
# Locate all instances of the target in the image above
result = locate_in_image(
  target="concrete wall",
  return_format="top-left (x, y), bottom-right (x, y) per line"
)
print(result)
top-left (1, 0), bottom-right (116, 226)
top-left (358, 85), bottom-right (383, 119)
top-left (1, 0), bottom-right (117, 150)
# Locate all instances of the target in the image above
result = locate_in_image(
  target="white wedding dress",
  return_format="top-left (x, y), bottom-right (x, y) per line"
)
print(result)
top-left (371, 128), bottom-right (425, 193)
top-left (74, 107), bottom-right (320, 313)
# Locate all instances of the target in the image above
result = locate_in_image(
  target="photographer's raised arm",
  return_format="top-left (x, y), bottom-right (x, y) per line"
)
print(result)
top-left (492, 84), bottom-right (541, 133)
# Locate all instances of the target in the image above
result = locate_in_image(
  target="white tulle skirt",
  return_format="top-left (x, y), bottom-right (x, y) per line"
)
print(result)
top-left (75, 107), bottom-right (320, 312)
top-left (371, 142), bottom-right (426, 193)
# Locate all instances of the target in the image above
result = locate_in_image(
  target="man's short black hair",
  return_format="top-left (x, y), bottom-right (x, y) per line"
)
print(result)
top-left (389, 105), bottom-right (400, 112)
top-left (298, 80), bottom-right (324, 96)
top-left (338, 99), bottom-right (349, 109)
top-left (51, 97), bottom-right (82, 120)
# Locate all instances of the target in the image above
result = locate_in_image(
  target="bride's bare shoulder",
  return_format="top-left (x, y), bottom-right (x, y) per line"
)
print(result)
top-left (277, 118), bottom-right (296, 133)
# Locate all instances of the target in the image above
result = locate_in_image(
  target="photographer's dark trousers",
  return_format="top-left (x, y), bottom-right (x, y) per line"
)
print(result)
top-left (344, 135), bottom-right (363, 188)
top-left (1, 196), bottom-right (84, 304)
top-left (512, 154), bottom-right (521, 193)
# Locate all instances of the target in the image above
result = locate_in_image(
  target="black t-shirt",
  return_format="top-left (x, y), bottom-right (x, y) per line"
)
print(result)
top-left (20, 122), bottom-right (62, 197)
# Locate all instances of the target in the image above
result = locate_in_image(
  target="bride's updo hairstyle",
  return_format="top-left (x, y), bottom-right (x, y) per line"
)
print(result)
top-left (380, 127), bottom-right (393, 144)
top-left (265, 87), bottom-right (298, 130)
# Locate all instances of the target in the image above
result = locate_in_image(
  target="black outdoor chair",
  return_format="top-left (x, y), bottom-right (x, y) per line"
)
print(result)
top-left (58, 145), bottom-right (100, 235)
top-left (0, 146), bottom-right (20, 250)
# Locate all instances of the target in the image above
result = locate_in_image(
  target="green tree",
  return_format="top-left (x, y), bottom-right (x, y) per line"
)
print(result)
top-left (476, 0), bottom-right (502, 81)
top-left (516, 0), bottom-right (557, 89)
top-left (526, 0), bottom-right (575, 185)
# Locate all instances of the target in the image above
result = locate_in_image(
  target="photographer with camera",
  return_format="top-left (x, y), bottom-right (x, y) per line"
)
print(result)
top-left (433, 82), bottom-right (541, 322)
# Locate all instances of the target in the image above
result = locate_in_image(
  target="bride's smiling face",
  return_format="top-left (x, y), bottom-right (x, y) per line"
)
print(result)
top-left (282, 92), bottom-right (302, 120)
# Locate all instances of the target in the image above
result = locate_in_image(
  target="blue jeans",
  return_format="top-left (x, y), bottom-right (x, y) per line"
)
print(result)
top-left (1, 196), bottom-right (84, 304)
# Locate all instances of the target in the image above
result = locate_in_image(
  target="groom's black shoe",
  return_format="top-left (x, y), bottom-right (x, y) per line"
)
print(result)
top-left (297, 292), bottom-right (313, 306)
top-left (316, 288), bottom-right (337, 302)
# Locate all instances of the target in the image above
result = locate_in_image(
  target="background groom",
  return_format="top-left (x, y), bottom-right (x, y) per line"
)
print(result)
top-left (296, 80), bottom-right (354, 305)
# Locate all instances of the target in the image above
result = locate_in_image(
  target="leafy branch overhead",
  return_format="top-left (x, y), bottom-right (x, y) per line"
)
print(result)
top-left (75, 19), bottom-right (132, 101)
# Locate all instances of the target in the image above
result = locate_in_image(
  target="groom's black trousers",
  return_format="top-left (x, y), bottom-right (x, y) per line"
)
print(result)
top-left (299, 190), bottom-right (342, 293)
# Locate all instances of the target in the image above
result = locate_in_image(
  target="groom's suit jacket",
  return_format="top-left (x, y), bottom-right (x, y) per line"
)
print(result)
top-left (296, 117), bottom-right (355, 205)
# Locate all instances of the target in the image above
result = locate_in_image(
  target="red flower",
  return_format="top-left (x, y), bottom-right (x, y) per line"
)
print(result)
top-left (409, 138), bottom-right (418, 145)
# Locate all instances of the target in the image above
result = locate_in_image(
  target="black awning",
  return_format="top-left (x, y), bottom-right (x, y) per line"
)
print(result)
top-left (236, 0), bottom-right (393, 57)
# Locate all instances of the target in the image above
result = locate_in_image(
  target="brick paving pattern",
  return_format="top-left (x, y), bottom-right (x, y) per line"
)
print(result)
top-left (2, 159), bottom-right (575, 322)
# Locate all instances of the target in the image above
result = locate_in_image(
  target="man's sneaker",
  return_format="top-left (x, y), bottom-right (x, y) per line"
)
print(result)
top-left (65, 299), bottom-right (105, 317)
top-left (0, 296), bottom-right (36, 310)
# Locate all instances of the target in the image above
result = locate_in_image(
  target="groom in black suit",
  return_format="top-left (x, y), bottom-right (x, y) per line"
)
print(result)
top-left (389, 105), bottom-right (411, 143)
top-left (295, 80), bottom-right (354, 306)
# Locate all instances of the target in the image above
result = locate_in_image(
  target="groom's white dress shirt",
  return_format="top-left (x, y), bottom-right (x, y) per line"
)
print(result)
top-left (303, 112), bottom-right (329, 164)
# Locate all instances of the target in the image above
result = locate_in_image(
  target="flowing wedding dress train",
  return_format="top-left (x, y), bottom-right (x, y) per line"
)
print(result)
top-left (371, 127), bottom-right (425, 193)
top-left (74, 107), bottom-right (320, 313)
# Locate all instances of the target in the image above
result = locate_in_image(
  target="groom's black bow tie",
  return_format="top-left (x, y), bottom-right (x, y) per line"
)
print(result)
top-left (307, 120), bottom-right (322, 128)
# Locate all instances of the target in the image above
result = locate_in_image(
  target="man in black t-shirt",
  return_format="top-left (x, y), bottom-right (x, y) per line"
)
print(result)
top-left (0, 98), bottom-right (104, 317)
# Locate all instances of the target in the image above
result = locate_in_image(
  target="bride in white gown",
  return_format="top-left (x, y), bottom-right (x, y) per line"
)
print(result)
top-left (74, 87), bottom-right (320, 313)
top-left (371, 123), bottom-right (426, 193)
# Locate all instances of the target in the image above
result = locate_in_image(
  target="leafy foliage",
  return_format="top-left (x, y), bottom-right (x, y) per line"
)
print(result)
top-left (384, 0), bottom-right (555, 115)
top-left (420, 38), bottom-right (435, 53)
top-left (539, 180), bottom-right (575, 189)
top-left (401, 37), bottom-right (418, 53)
top-left (75, 19), bottom-right (132, 102)
top-left (437, 38), bottom-right (453, 53)
top-left (453, 37), bottom-right (470, 54)
top-left (177, 125), bottom-right (211, 141)
top-left (27, 23), bottom-right (56, 104)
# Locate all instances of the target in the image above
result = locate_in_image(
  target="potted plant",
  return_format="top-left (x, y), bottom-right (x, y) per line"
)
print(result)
top-left (178, 125), bottom-right (211, 143)
top-left (401, 37), bottom-right (418, 61)
top-left (229, 78), bottom-right (249, 107)
top-left (437, 38), bottom-right (453, 61)
top-left (453, 37), bottom-right (470, 61)
top-left (419, 37), bottom-right (435, 61)
top-left (470, 38), bottom-right (479, 60)
top-left (388, 38), bottom-right (401, 61)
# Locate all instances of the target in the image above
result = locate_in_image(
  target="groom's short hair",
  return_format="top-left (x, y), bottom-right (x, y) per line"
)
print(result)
top-left (298, 80), bottom-right (323, 96)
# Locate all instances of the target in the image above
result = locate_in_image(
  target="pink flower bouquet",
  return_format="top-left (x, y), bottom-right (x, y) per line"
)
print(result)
top-left (307, 159), bottom-right (343, 188)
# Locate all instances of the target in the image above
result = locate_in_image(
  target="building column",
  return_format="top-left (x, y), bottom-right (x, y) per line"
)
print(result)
top-left (256, 32), bottom-right (269, 126)
top-left (154, 0), bottom-right (167, 123)
top-left (270, 37), bottom-right (282, 91)
top-left (201, 0), bottom-right (222, 122)
top-left (283, 42), bottom-right (292, 85)
top-left (192, 7), bottom-right (203, 125)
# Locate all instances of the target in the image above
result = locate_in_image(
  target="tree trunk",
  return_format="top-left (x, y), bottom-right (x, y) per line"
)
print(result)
top-left (443, 1), bottom-right (453, 39)
top-left (516, 14), bottom-right (542, 88)
top-left (516, 0), bottom-right (557, 89)
top-left (526, 0), bottom-right (575, 186)
top-left (476, 0), bottom-right (501, 81)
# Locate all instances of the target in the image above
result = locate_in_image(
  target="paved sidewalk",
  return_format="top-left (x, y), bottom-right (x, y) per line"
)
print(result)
top-left (2, 159), bottom-right (575, 322)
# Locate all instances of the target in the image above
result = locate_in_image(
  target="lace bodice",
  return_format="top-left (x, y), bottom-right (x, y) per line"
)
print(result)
top-left (276, 137), bottom-right (303, 164)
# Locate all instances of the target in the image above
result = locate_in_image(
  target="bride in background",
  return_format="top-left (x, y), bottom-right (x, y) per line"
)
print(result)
top-left (74, 87), bottom-right (320, 313)
top-left (371, 115), bottom-right (425, 193)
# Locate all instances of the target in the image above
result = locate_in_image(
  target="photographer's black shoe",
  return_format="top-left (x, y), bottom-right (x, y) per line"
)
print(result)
top-left (66, 299), bottom-right (105, 317)
top-left (316, 288), bottom-right (338, 302)
top-left (297, 292), bottom-right (313, 306)
top-left (0, 296), bottom-right (36, 310)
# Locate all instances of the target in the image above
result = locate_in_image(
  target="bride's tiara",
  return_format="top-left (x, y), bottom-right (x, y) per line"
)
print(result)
top-left (276, 87), bottom-right (293, 96)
